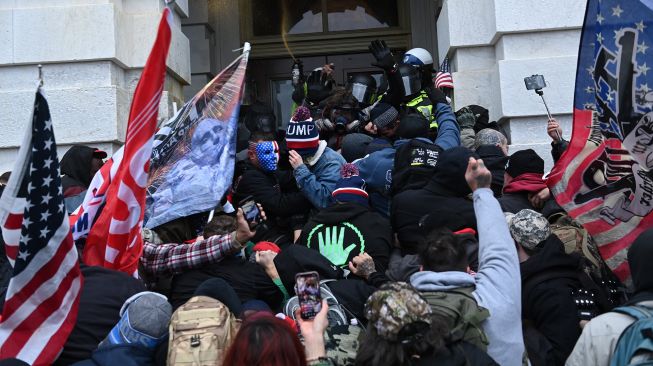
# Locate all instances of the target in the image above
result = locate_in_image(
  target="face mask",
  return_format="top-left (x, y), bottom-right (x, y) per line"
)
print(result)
top-left (255, 141), bottom-right (279, 172)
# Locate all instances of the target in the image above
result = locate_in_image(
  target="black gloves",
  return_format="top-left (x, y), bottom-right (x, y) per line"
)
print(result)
top-left (369, 40), bottom-right (396, 71)
top-left (426, 86), bottom-right (448, 105)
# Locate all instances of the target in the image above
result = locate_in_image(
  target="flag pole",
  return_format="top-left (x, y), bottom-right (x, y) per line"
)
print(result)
top-left (37, 64), bottom-right (43, 87)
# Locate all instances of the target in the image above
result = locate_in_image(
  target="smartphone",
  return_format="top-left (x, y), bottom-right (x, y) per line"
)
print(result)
top-left (239, 197), bottom-right (261, 228)
top-left (295, 271), bottom-right (322, 320)
top-left (524, 74), bottom-right (546, 90)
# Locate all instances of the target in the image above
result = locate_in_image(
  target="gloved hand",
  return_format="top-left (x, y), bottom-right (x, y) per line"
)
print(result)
top-left (306, 70), bottom-right (334, 105)
top-left (426, 86), bottom-right (448, 105)
top-left (455, 107), bottom-right (476, 129)
top-left (368, 40), bottom-right (395, 71)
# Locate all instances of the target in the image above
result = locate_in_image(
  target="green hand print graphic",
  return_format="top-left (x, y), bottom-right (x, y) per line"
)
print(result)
top-left (306, 222), bottom-right (366, 267)
top-left (317, 226), bottom-right (357, 266)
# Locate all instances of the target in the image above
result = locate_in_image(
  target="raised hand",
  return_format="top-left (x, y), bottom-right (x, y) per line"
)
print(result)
top-left (368, 40), bottom-right (395, 71)
top-left (465, 157), bottom-right (492, 192)
top-left (318, 226), bottom-right (357, 266)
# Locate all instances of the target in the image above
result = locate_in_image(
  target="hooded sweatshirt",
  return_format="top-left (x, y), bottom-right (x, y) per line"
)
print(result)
top-left (411, 188), bottom-right (524, 366)
top-left (60, 146), bottom-right (97, 197)
top-left (299, 202), bottom-right (392, 273)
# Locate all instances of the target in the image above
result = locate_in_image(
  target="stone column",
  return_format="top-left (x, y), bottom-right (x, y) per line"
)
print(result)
top-left (436, 0), bottom-right (587, 169)
top-left (0, 0), bottom-right (191, 172)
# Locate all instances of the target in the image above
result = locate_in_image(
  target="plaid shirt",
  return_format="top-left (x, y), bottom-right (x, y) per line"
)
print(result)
top-left (141, 233), bottom-right (241, 277)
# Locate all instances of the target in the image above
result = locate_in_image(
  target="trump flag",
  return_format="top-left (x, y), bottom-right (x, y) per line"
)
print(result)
top-left (549, 0), bottom-right (653, 281)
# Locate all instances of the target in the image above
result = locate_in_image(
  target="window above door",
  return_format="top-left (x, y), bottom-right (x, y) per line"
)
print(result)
top-left (240, 0), bottom-right (410, 58)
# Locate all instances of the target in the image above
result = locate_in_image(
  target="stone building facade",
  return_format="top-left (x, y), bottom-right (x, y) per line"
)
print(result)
top-left (0, 0), bottom-right (587, 172)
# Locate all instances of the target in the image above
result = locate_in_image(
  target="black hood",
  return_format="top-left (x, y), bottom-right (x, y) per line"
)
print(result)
top-left (60, 145), bottom-right (96, 187)
top-left (427, 146), bottom-right (478, 197)
top-left (312, 202), bottom-right (370, 225)
top-left (629, 229), bottom-right (653, 294)
top-left (521, 235), bottom-right (580, 281)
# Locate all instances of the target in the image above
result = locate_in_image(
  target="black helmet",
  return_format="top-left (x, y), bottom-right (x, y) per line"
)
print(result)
top-left (347, 74), bottom-right (377, 106)
top-left (392, 64), bottom-right (422, 98)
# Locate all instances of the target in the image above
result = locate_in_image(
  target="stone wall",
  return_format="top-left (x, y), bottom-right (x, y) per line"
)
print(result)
top-left (437, 0), bottom-right (587, 170)
top-left (0, 0), bottom-right (191, 172)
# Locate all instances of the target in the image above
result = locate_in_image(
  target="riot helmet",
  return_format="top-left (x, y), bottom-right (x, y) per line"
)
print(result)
top-left (306, 67), bottom-right (335, 106)
top-left (347, 74), bottom-right (377, 107)
top-left (402, 48), bottom-right (434, 87)
top-left (392, 63), bottom-right (422, 98)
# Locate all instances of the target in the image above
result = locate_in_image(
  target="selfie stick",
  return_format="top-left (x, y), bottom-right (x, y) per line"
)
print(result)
top-left (535, 89), bottom-right (562, 141)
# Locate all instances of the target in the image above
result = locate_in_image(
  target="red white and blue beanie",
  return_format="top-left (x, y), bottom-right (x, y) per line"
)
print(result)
top-left (286, 106), bottom-right (320, 157)
top-left (332, 164), bottom-right (369, 206)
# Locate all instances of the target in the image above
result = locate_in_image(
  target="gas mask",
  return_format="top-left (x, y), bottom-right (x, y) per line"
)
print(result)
top-left (255, 141), bottom-right (280, 172)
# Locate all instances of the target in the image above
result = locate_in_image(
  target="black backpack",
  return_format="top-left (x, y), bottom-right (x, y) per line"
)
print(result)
top-left (391, 138), bottom-right (443, 195)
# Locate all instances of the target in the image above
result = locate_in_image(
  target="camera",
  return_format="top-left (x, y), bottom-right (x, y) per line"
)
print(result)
top-left (524, 75), bottom-right (546, 91)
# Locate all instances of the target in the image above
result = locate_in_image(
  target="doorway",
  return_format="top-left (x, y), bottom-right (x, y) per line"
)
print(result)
top-left (247, 52), bottom-right (400, 129)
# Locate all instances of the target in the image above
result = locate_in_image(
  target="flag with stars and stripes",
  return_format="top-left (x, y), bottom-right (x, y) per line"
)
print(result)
top-left (0, 89), bottom-right (82, 365)
top-left (434, 57), bottom-right (454, 89)
top-left (548, 0), bottom-right (653, 281)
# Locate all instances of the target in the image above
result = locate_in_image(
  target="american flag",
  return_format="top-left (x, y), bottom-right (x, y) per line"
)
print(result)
top-left (79, 7), bottom-right (172, 275)
top-left (434, 57), bottom-right (454, 89)
top-left (0, 90), bottom-right (82, 365)
top-left (548, 0), bottom-right (653, 281)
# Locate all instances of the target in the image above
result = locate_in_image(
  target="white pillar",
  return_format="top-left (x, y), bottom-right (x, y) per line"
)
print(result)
top-left (437, 0), bottom-right (587, 169)
top-left (0, 0), bottom-right (191, 172)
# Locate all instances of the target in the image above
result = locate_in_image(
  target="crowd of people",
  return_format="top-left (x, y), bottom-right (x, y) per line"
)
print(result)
top-left (1, 40), bottom-right (652, 366)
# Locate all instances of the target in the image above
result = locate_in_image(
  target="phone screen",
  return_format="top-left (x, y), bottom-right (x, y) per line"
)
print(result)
top-left (240, 200), bottom-right (261, 226)
top-left (295, 271), bottom-right (322, 320)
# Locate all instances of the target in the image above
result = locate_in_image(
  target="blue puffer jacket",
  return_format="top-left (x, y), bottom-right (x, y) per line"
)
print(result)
top-left (294, 143), bottom-right (346, 209)
top-left (71, 344), bottom-right (154, 366)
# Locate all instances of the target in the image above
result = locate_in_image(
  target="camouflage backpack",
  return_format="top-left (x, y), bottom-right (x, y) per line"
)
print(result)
top-left (167, 296), bottom-right (240, 366)
top-left (549, 213), bottom-right (627, 311)
top-left (419, 286), bottom-right (490, 351)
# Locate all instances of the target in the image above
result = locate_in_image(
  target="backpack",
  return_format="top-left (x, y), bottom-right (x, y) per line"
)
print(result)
top-left (419, 286), bottom-right (490, 351)
top-left (609, 305), bottom-right (653, 366)
top-left (284, 280), bottom-right (363, 365)
top-left (391, 138), bottom-right (443, 195)
top-left (549, 214), bottom-right (628, 311)
top-left (167, 296), bottom-right (240, 366)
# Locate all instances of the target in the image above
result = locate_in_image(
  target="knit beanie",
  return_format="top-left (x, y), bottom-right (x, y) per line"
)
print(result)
top-left (370, 103), bottom-right (399, 129)
top-left (99, 292), bottom-right (172, 350)
top-left (332, 164), bottom-right (369, 206)
top-left (286, 106), bottom-right (320, 157)
top-left (506, 149), bottom-right (544, 178)
top-left (253, 241), bottom-right (281, 253)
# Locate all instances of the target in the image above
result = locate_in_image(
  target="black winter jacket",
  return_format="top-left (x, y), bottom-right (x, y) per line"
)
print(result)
top-left (54, 266), bottom-right (146, 366)
top-left (520, 235), bottom-right (583, 366)
top-left (391, 147), bottom-right (478, 254)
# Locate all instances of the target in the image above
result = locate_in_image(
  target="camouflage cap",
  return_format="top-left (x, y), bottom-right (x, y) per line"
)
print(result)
top-left (508, 209), bottom-right (550, 250)
top-left (364, 282), bottom-right (432, 341)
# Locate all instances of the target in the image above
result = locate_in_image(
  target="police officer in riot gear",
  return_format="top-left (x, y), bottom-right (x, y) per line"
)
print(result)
top-left (347, 73), bottom-right (377, 108)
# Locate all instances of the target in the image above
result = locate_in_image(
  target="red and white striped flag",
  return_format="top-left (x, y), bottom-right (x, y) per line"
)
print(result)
top-left (434, 57), bottom-right (454, 89)
top-left (0, 89), bottom-right (82, 365)
top-left (79, 7), bottom-right (172, 275)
